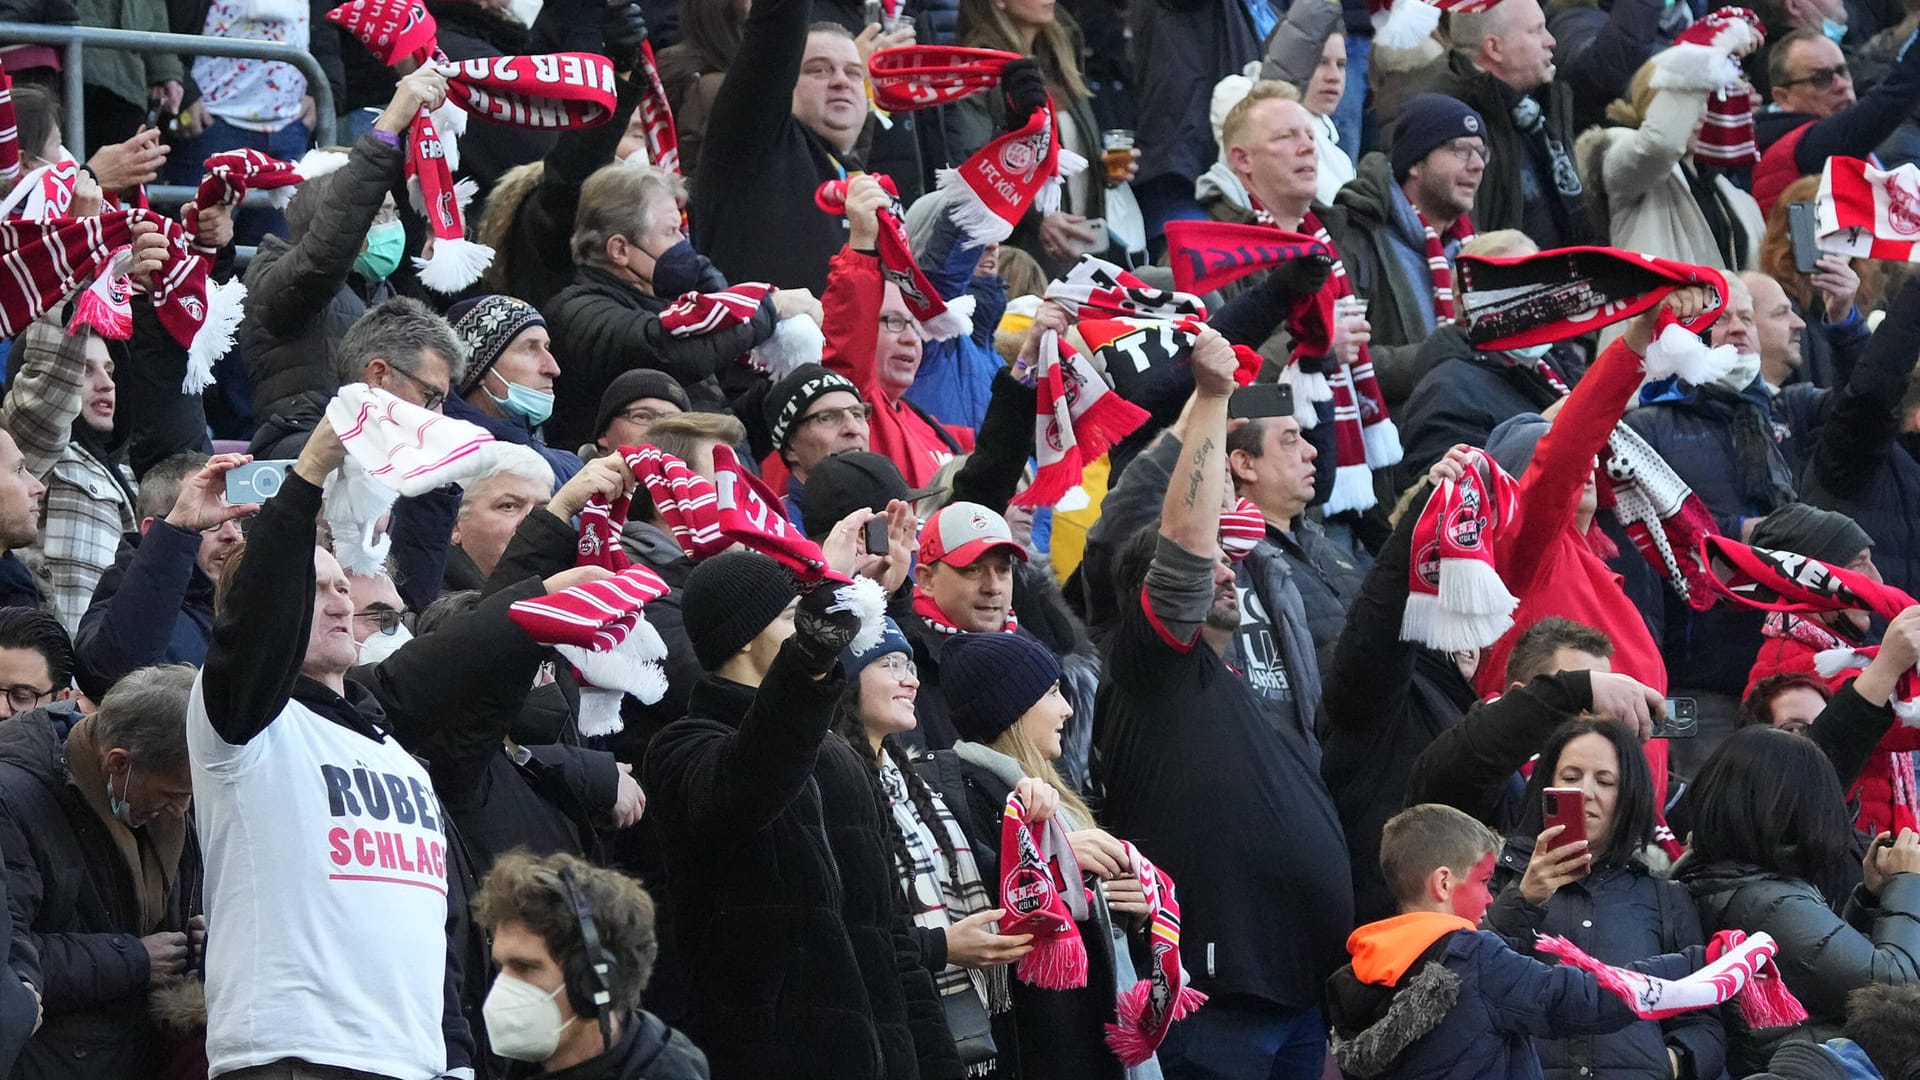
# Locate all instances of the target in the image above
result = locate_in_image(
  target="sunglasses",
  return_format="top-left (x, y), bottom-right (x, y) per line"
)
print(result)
top-left (1780, 63), bottom-right (1849, 90)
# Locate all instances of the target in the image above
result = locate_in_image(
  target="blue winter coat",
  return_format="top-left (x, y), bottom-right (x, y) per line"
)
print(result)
top-left (443, 393), bottom-right (583, 490)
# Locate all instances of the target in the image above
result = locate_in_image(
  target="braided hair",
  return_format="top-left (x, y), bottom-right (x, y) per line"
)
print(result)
top-left (830, 680), bottom-right (959, 883)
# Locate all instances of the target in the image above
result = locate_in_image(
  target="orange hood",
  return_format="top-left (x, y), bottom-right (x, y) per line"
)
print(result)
top-left (1346, 912), bottom-right (1476, 987)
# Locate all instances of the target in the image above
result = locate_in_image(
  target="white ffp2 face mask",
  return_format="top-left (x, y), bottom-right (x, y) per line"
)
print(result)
top-left (355, 624), bottom-right (413, 665)
top-left (482, 974), bottom-right (575, 1062)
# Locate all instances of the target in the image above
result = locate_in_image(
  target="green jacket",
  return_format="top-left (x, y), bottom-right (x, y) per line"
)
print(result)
top-left (77, 0), bottom-right (182, 110)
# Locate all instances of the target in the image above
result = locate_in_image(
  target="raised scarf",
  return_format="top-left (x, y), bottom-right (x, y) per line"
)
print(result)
top-left (1296, 206), bottom-right (1400, 513)
top-left (1538, 929), bottom-right (1805, 1029)
top-left (1812, 155), bottom-right (1920, 263)
top-left (998, 787), bottom-right (1088, 990)
top-left (1042, 254), bottom-right (1207, 321)
top-left (1103, 840), bottom-right (1206, 1065)
top-left (1072, 316), bottom-right (1261, 401)
top-left (635, 40), bottom-right (681, 174)
top-left (1401, 446), bottom-right (1523, 651)
top-left (816, 175), bottom-right (974, 340)
top-left (326, 0), bottom-right (619, 292)
top-left (1671, 10), bottom-right (1765, 167)
top-left (1011, 327), bottom-right (1149, 507)
top-left (868, 45), bottom-right (1088, 244)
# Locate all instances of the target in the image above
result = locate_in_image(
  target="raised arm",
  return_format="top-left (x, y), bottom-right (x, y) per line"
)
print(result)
top-left (1160, 327), bottom-right (1236, 555)
top-left (1797, 27), bottom-right (1920, 173)
top-left (1598, 47), bottom-right (1722, 204)
top-left (697, 0), bottom-right (812, 173)
top-left (1810, 274), bottom-right (1920, 500)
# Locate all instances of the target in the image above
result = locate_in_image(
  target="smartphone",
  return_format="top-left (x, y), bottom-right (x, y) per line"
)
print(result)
top-left (1229, 383), bottom-right (1294, 420)
top-left (863, 516), bottom-right (889, 556)
top-left (1652, 697), bottom-right (1700, 739)
top-left (225, 460), bottom-right (295, 504)
top-left (1788, 201), bottom-right (1821, 275)
top-left (1543, 787), bottom-right (1588, 865)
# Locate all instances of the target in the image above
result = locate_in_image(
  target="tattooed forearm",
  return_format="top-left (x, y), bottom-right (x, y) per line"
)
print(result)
top-left (1181, 437), bottom-right (1215, 509)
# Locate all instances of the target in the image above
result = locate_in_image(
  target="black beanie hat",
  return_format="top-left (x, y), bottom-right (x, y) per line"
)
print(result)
top-left (940, 632), bottom-right (1062, 744)
top-left (765, 363), bottom-right (860, 449)
top-left (1390, 93), bottom-right (1487, 182)
top-left (681, 551), bottom-right (800, 671)
top-left (594, 369), bottom-right (693, 438)
top-left (1750, 504), bottom-right (1874, 569)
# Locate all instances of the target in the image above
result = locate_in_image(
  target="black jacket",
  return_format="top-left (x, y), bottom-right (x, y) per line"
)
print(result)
top-left (1320, 483), bottom-right (1480, 924)
top-left (72, 523), bottom-right (216, 701)
top-left (1546, 0), bottom-right (1679, 135)
top-left (1486, 837), bottom-right (1724, 1080)
top-left (1405, 670), bottom-right (1599, 830)
top-left (501, 1010), bottom-right (709, 1080)
top-left (544, 266), bottom-right (775, 449)
top-left (642, 653), bottom-right (955, 1080)
top-left (1127, 0), bottom-right (1261, 191)
top-left (1396, 325), bottom-right (1571, 484)
top-left (1803, 275), bottom-right (1920, 598)
top-left (0, 705), bottom-right (201, 1080)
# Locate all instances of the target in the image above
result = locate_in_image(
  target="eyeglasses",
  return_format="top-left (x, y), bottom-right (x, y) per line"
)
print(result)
top-left (0, 684), bottom-right (55, 712)
top-left (354, 607), bottom-right (406, 635)
top-left (878, 313), bottom-right (916, 334)
top-left (1445, 139), bottom-right (1492, 164)
top-left (801, 403), bottom-right (871, 428)
top-left (873, 654), bottom-right (918, 678)
top-left (1780, 63), bottom-right (1849, 90)
top-left (386, 365), bottom-right (446, 411)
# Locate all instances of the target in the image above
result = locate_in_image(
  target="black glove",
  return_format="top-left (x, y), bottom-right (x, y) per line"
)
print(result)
top-left (1264, 253), bottom-right (1333, 302)
top-left (790, 584), bottom-right (862, 674)
top-left (999, 58), bottom-right (1048, 133)
top-left (601, 0), bottom-right (649, 74)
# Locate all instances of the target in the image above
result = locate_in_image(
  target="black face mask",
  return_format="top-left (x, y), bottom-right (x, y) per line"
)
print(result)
top-left (647, 239), bottom-right (708, 297)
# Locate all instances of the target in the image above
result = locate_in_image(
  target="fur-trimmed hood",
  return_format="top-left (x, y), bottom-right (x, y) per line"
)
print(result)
top-left (1329, 951), bottom-right (1463, 1077)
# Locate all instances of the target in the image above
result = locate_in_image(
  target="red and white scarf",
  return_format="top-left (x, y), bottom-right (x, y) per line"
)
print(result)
top-left (1602, 423), bottom-right (1723, 610)
top-left (1401, 447), bottom-right (1523, 651)
top-left (1219, 496), bottom-right (1265, 562)
top-left (1672, 9), bottom-right (1765, 168)
top-left (0, 210), bottom-right (243, 393)
top-left (0, 156), bottom-right (76, 222)
top-left (655, 280), bottom-right (824, 379)
top-left (911, 586), bottom-right (1017, 636)
top-left (816, 175), bottom-right (974, 340)
top-left (1705, 535), bottom-right (1920, 723)
top-left (626, 443), bottom-right (834, 581)
top-left (1012, 328), bottom-right (1149, 507)
top-left (326, 0), bottom-right (619, 292)
top-left (1104, 841), bottom-right (1206, 1066)
top-left (998, 788), bottom-right (1088, 990)
top-left (635, 40), bottom-right (681, 174)
top-left (1292, 207), bottom-right (1400, 513)
top-left (1043, 254), bottom-right (1206, 322)
top-left (1815, 155), bottom-right (1920, 263)
top-left (1162, 218), bottom-right (1332, 296)
top-left (1538, 929), bottom-right (1805, 1029)
top-left (1414, 207), bottom-right (1473, 322)
top-left (0, 60), bottom-right (18, 190)
top-left (867, 46), bottom-right (1087, 244)
top-left (195, 148), bottom-right (341, 217)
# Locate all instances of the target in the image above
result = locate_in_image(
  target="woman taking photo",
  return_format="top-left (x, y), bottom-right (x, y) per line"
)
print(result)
top-left (934, 630), bottom-right (1164, 1079)
top-left (1676, 726), bottom-right (1920, 1074)
top-left (833, 619), bottom-right (1039, 1078)
top-left (949, 0), bottom-right (1125, 275)
top-left (1486, 717), bottom-right (1725, 1080)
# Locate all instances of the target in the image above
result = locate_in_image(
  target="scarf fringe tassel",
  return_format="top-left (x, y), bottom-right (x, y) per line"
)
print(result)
top-left (185, 276), bottom-right (246, 394)
top-left (830, 576), bottom-right (890, 655)
top-left (1376, 0), bottom-right (1443, 50)
top-left (1277, 364), bottom-right (1330, 429)
top-left (1402, 592), bottom-right (1515, 652)
top-left (935, 167), bottom-right (1018, 245)
top-left (414, 235), bottom-right (496, 295)
top-left (752, 315), bottom-right (827, 380)
top-left (1104, 982), bottom-right (1208, 1066)
top-left (919, 292), bottom-right (977, 342)
top-left (1323, 462), bottom-right (1377, 515)
top-left (69, 281), bottom-right (132, 340)
top-left (1015, 932), bottom-right (1088, 991)
top-left (1642, 322), bottom-right (1738, 387)
top-left (1362, 418), bottom-right (1404, 467)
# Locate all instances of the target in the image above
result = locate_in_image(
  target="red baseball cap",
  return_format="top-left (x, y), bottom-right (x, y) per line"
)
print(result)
top-left (917, 501), bottom-right (1029, 568)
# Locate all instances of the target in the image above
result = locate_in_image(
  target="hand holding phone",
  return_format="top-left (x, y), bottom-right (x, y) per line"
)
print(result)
top-left (1651, 697), bottom-right (1699, 739)
top-left (863, 516), bottom-right (889, 556)
top-left (1522, 787), bottom-right (1592, 902)
top-left (1788, 201), bottom-right (1821, 275)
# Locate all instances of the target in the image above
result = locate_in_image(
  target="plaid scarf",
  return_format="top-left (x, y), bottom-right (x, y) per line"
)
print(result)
top-left (998, 788), bottom-right (1088, 990)
top-left (869, 46), bottom-right (1087, 243)
top-left (1012, 328), bottom-right (1149, 507)
top-left (1104, 840), bottom-right (1206, 1065)
top-left (882, 757), bottom-right (999, 1007)
top-left (635, 40), bottom-right (681, 174)
top-left (1815, 155), bottom-right (1920, 263)
top-left (1401, 447), bottom-right (1523, 651)
top-left (817, 176), bottom-right (974, 339)
top-left (911, 586), bottom-right (1017, 635)
top-left (1672, 9), bottom-right (1765, 168)
top-left (1603, 423), bottom-right (1722, 610)
top-left (326, 0), bottom-right (619, 292)
top-left (1414, 207), bottom-right (1473, 321)
top-left (1539, 929), bottom-right (1805, 1029)
top-left (0, 210), bottom-right (243, 393)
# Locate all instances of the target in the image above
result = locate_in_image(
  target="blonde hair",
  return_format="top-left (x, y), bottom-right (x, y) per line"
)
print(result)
top-left (1460, 229), bottom-right (1537, 259)
top-left (957, 0), bottom-right (1090, 100)
top-left (570, 163), bottom-right (688, 269)
top-left (989, 716), bottom-right (1095, 830)
top-left (1604, 56), bottom-right (1661, 129)
top-left (1219, 81), bottom-right (1301, 156)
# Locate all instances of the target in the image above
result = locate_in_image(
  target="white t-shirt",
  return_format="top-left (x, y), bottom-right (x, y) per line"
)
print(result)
top-left (191, 0), bottom-right (310, 133)
top-left (188, 671), bottom-right (452, 1080)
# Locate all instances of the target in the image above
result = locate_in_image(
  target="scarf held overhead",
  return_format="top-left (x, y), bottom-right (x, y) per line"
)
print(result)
top-left (1815, 155), bottom-right (1920, 263)
top-left (1401, 447), bottom-right (1523, 651)
top-left (1011, 328), bottom-right (1149, 508)
top-left (817, 176), bottom-right (974, 340)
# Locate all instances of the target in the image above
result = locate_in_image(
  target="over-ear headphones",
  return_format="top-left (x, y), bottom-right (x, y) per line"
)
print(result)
top-left (553, 866), bottom-right (617, 1046)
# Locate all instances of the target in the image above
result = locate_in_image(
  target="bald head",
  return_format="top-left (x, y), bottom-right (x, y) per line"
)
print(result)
top-left (1739, 271), bottom-right (1806, 386)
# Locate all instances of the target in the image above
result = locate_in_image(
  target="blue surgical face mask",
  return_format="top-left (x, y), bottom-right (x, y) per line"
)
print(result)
top-left (485, 369), bottom-right (556, 426)
top-left (1822, 16), bottom-right (1847, 42)
top-left (1508, 342), bottom-right (1553, 361)
top-left (648, 238), bottom-right (706, 298)
top-left (107, 763), bottom-right (134, 825)
top-left (355, 220), bottom-right (407, 283)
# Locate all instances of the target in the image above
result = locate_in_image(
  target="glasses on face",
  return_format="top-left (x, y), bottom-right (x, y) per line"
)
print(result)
top-left (1, 684), bottom-right (55, 713)
top-left (801, 403), bottom-right (870, 428)
top-left (1445, 139), bottom-right (1492, 164)
top-left (354, 607), bottom-right (405, 635)
top-left (878, 313), bottom-right (916, 335)
top-left (386, 365), bottom-right (446, 411)
top-left (873, 653), bottom-right (917, 678)
top-left (1781, 63), bottom-right (1849, 90)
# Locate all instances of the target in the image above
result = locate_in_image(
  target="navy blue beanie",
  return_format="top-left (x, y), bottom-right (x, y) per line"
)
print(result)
top-left (940, 632), bottom-right (1061, 744)
top-left (1390, 94), bottom-right (1488, 182)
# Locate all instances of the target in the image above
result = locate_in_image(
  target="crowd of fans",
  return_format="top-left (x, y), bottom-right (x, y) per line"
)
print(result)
top-left (4, 0), bottom-right (1920, 1076)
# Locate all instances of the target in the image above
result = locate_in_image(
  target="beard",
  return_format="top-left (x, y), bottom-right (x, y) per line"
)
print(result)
top-left (1204, 591), bottom-right (1240, 632)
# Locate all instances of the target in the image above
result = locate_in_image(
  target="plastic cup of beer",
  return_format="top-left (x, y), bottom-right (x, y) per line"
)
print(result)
top-left (1101, 129), bottom-right (1136, 185)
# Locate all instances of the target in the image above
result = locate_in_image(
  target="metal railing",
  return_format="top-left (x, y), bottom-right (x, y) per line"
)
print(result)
top-left (0, 21), bottom-right (336, 208)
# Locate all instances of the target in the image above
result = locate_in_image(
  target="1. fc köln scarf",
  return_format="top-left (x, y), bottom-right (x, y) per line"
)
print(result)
top-left (1456, 246), bottom-right (1735, 385)
top-left (635, 40), bottom-right (681, 174)
top-left (999, 788), bottom-right (1089, 991)
top-left (1044, 255), bottom-right (1207, 322)
top-left (1401, 447), bottom-right (1523, 651)
top-left (655, 281), bottom-right (825, 378)
top-left (1703, 536), bottom-right (1920, 722)
top-left (1816, 155), bottom-right (1920, 263)
top-left (1012, 328), bottom-right (1149, 507)
top-left (1289, 209), bottom-right (1400, 514)
top-left (866, 45), bottom-right (1087, 243)
top-left (816, 176), bottom-right (975, 340)
top-left (0, 210), bottom-right (244, 393)
top-left (327, 0), bottom-right (618, 291)
top-left (1538, 930), bottom-right (1805, 1029)
top-left (1104, 841), bottom-right (1206, 1066)
top-left (1671, 8), bottom-right (1765, 168)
